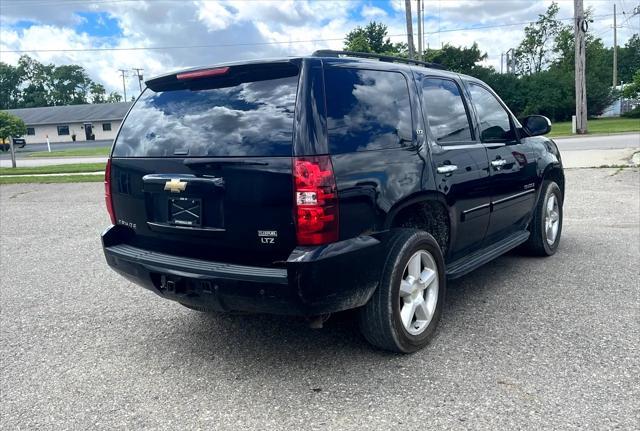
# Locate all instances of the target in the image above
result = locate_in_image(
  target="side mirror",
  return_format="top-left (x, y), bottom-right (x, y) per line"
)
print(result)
top-left (522, 115), bottom-right (551, 136)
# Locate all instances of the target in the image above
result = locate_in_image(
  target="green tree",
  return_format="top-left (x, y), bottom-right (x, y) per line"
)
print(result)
top-left (618, 34), bottom-right (640, 84)
top-left (17, 55), bottom-right (54, 108)
top-left (623, 70), bottom-right (640, 99)
top-left (424, 43), bottom-right (489, 75)
top-left (344, 21), bottom-right (404, 55)
top-left (1, 55), bottom-right (120, 108)
top-left (550, 22), bottom-right (615, 118)
top-left (106, 92), bottom-right (123, 103)
top-left (49, 64), bottom-right (93, 105)
top-left (0, 63), bottom-right (23, 110)
top-left (90, 83), bottom-right (107, 103)
top-left (514, 2), bottom-right (561, 74)
top-left (0, 112), bottom-right (27, 144)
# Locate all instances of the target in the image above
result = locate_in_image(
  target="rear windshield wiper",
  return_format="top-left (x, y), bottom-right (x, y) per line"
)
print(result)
top-left (183, 158), bottom-right (269, 167)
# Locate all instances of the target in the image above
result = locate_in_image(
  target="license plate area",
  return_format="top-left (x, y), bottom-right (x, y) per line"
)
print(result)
top-left (145, 192), bottom-right (224, 232)
top-left (168, 197), bottom-right (202, 227)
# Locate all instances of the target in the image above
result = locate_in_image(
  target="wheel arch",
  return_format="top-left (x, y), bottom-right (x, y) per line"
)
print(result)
top-left (383, 192), bottom-right (452, 255)
top-left (542, 163), bottom-right (565, 199)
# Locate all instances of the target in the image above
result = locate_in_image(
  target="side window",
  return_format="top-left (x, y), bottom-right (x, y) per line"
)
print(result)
top-left (421, 78), bottom-right (473, 144)
top-left (325, 68), bottom-right (412, 153)
top-left (468, 83), bottom-right (515, 143)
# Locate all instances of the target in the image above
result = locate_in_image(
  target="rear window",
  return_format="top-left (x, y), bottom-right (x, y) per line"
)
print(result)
top-left (113, 71), bottom-right (298, 157)
top-left (325, 68), bottom-right (412, 154)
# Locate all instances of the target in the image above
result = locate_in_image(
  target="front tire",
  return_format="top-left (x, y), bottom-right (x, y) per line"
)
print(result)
top-left (358, 229), bottom-right (446, 353)
top-left (523, 180), bottom-right (563, 256)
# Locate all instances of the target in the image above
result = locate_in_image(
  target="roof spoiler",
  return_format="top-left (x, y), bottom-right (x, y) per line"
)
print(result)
top-left (145, 59), bottom-right (299, 92)
top-left (312, 50), bottom-right (445, 70)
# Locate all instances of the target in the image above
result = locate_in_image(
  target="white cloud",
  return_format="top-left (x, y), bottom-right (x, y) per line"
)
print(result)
top-left (361, 5), bottom-right (388, 19)
top-left (196, 1), bottom-right (235, 31)
top-left (0, 0), bottom-right (634, 97)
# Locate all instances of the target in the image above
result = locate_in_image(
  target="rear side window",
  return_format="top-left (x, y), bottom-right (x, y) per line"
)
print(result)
top-left (421, 78), bottom-right (473, 144)
top-left (113, 72), bottom-right (298, 157)
top-left (325, 68), bottom-right (412, 154)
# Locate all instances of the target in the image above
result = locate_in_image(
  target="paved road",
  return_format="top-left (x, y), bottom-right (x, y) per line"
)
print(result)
top-left (2, 133), bottom-right (637, 157)
top-left (0, 157), bottom-right (108, 168)
top-left (0, 139), bottom-right (111, 160)
top-left (553, 132), bottom-right (639, 150)
top-left (1, 168), bottom-right (638, 429)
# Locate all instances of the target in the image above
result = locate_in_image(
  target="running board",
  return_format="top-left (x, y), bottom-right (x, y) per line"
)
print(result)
top-left (445, 231), bottom-right (530, 280)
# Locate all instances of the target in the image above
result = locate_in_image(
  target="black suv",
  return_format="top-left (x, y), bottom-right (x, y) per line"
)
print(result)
top-left (102, 51), bottom-right (564, 353)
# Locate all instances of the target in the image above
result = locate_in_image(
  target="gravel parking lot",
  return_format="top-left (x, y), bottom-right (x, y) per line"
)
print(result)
top-left (1, 168), bottom-right (638, 430)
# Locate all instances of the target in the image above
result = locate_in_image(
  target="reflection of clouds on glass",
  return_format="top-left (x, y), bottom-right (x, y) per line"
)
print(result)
top-left (422, 79), bottom-right (472, 143)
top-left (326, 69), bottom-right (412, 153)
top-left (469, 84), bottom-right (510, 137)
top-left (114, 76), bottom-right (297, 157)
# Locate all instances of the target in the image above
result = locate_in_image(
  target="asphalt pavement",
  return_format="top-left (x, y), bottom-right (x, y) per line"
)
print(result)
top-left (0, 139), bottom-right (112, 160)
top-left (1, 168), bottom-right (638, 429)
top-left (553, 132), bottom-right (640, 150)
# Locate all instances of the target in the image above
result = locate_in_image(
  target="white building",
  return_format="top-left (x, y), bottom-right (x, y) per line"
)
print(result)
top-left (3, 102), bottom-right (132, 144)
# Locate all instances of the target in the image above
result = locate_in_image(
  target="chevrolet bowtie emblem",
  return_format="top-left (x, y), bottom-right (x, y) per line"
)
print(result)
top-left (164, 178), bottom-right (187, 193)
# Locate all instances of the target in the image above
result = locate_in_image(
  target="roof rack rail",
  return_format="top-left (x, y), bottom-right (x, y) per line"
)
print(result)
top-left (312, 50), bottom-right (445, 70)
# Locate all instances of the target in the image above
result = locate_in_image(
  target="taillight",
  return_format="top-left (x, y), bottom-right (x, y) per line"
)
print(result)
top-left (176, 67), bottom-right (230, 80)
top-left (293, 156), bottom-right (339, 245)
top-left (104, 158), bottom-right (116, 225)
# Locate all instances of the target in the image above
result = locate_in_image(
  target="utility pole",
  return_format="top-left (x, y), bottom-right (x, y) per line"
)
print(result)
top-left (404, 0), bottom-right (415, 59)
top-left (132, 68), bottom-right (144, 93)
top-left (574, 0), bottom-right (588, 134)
top-left (613, 3), bottom-right (618, 87)
top-left (505, 48), bottom-right (514, 74)
top-left (417, 0), bottom-right (422, 61)
top-left (501, 52), bottom-right (504, 74)
top-left (118, 69), bottom-right (128, 102)
top-left (9, 137), bottom-right (16, 168)
top-left (421, 0), bottom-right (425, 60)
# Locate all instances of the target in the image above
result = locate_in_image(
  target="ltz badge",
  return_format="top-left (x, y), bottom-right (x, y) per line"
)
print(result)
top-left (258, 230), bottom-right (277, 244)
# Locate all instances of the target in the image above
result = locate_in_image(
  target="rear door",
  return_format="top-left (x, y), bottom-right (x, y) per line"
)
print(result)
top-left (465, 82), bottom-right (537, 244)
top-left (321, 63), bottom-right (425, 240)
top-left (109, 62), bottom-right (300, 266)
top-left (416, 73), bottom-right (492, 262)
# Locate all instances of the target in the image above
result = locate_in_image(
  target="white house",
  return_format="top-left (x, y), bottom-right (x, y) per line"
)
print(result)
top-left (3, 102), bottom-right (132, 144)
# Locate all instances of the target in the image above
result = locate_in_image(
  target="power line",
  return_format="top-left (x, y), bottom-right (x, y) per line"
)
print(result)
top-left (2, 0), bottom-right (241, 7)
top-left (0, 14), bottom-right (617, 54)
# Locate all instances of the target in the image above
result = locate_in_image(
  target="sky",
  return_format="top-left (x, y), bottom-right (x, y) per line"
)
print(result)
top-left (1, 0), bottom-right (637, 98)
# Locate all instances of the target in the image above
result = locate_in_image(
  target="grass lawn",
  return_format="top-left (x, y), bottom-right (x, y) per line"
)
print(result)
top-left (0, 174), bottom-right (103, 184)
top-left (550, 117), bottom-right (640, 137)
top-left (0, 163), bottom-right (105, 176)
top-left (28, 147), bottom-right (110, 158)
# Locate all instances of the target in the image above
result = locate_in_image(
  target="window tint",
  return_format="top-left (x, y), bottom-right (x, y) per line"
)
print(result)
top-left (57, 125), bottom-right (69, 136)
top-left (102, 123), bottom-right (112, 131)
top-left (113, 73), bottom-right (298, 157)
top-left (325, 68), bottom-right (412, 153)
top-left (26, 127), bottom-right (35, 135)
top-left (468, 83), bottom-right (514, 143)
top-left (421, 78), bottom-right (473, 143)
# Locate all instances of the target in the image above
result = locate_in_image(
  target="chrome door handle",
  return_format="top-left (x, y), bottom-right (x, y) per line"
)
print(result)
top-left (437, 165), bottom-right (458, 174)
top-left (491, 159), bottom-right (507, 169)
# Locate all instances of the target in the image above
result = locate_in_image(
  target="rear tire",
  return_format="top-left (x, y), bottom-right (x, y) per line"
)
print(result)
top-left (523, 181), bottom-right (563, 256)
top-left (358, 229), bottom-right (446, 353)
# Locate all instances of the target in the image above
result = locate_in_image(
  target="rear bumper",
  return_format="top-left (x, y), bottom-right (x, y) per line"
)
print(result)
top-left (102, 225), bottom-right (386, 316)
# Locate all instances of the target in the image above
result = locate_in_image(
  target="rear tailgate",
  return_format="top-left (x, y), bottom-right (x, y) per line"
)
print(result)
top-left (109, 62), bottom-right (300, 266)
